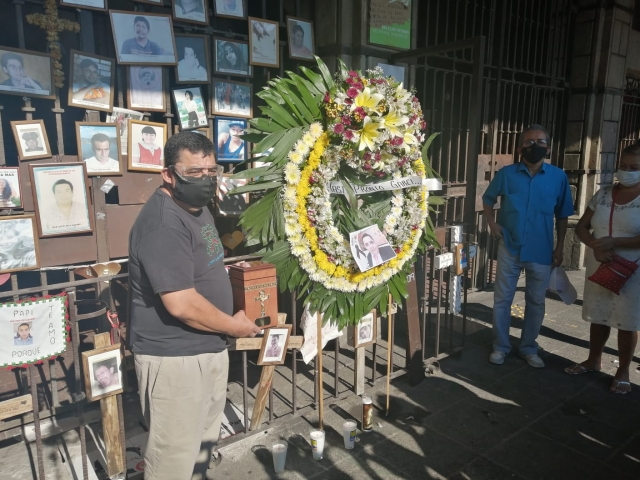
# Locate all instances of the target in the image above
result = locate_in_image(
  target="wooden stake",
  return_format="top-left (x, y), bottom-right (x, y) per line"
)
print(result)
top-left (316, 312), bottom-right (324, 430)
top-left (249, 365), bottom-right (275, 431)
top-left (386, 294), bottom-right (394, 416)
top-left (94, 333), bottom-right (125, 477)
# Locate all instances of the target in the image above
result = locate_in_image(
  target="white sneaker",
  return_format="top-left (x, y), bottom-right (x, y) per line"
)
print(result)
top-left (489, 351), bottom-right (506, 365)
top-left (520, 353), bottom-right (545, 368)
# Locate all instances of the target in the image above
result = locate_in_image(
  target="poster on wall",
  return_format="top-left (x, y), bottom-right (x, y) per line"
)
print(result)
top-left (368, 0), bottom-right (412, 50)
top-left (0, 294), bottom-right (67, 368)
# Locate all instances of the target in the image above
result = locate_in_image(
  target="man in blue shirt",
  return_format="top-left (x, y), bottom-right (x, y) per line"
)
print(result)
top-left (121, 16), bottom-right (165, 57)
top-left (482, 124), bottom-right (574, 368)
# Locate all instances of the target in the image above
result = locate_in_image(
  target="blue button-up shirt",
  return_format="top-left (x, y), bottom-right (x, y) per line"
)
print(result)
top-left (482, 162), bottom-right (574, 265)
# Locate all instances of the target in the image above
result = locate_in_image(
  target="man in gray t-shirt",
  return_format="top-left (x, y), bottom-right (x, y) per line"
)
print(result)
top-left (128, 132), bottom-right (259, 480)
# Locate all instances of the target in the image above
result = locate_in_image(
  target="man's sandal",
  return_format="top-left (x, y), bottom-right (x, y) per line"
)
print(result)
top-left (610, 379), bottom-right (632, 395)
top-left (564, 364), bottom-right (599, 375)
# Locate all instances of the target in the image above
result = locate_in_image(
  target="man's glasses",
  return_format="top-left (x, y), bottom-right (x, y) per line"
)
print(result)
top-left (521, 139), bottom-right (549, 147)
top-left (170, 165), bottom-right (223, 178)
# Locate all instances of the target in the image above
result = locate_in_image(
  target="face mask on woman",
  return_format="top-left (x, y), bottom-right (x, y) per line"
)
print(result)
top-left (615, 170), bottom-right (640, 187)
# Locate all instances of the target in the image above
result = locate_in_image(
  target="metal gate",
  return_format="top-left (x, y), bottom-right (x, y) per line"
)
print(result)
top-left (619, 75), bottom-right (640, 159)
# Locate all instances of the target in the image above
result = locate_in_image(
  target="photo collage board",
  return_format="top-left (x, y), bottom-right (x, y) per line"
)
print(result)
top-left (0, 1), bottom-right (318, 275)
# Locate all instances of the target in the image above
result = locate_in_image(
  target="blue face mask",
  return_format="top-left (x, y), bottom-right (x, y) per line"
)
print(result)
top-left (615, 170), bottom-right (640, 187)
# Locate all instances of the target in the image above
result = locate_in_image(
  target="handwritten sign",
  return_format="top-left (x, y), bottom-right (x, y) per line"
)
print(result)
top-left (0, 295), bottom-right (67, 367)
top-left (369, 0), bottom-right (412, 49)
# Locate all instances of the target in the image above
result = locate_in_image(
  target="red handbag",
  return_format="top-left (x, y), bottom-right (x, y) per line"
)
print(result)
top-left (588, 188), bottom-right (639, 295)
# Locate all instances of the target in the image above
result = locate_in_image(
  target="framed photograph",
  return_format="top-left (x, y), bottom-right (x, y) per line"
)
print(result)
top-left (213, 0), bottom-right (245, 18)
top-left (81, 344), bottom-right (123, 402)
top-left (248, 17), bottom-right (279, 68)
top-left (128, 120), bottom-right (167, 172)
top-left (68, 50), bottom-right (115, 112)
top-left (211, 79), bottom-right (251, 118)
top-left (173, 124), bottom-right (211, 139)
top-left (134, 0), bottom-right (163, 4)
top-left (216, 174), bottom-right (249, 216)
top-left (213, 38), bottom-right (252, 78)
top-left (0, 46), bottom-right (54, 99)
top-left (11, 120), bottom-right (52, 161)
top-left (127, 66), bottom-right (165, 112)
top-left (29, 163), bottom-right (93, 238)
top-left (349, 224), bottom-right (397, 273)
top-left (0, 167), bottom-right (22, 209)
top-left (60, 0), bottom-right (107, 12)
top-left (172, 86), bottom-right (208, 130)
top-left (106, 107), bottom-right (144, 155)
top-left (287, 17), bottom-right (315, 61)
top-left (258, 325), bottom-right (291, 366)
top-left (0, 215), bottom-right (39, 273)
top-left (172, 0), bottom-right (208, 25)
top-left (175, 34), bottom-right (210, 84)
top-left (75, 122), bottom-right (122, 176)
top-left (214, 117), bottom-right (247, 162)
top-left (353, 311), bottom-right (377, 348)
top-left (109, 10), bottom-right (178, 65)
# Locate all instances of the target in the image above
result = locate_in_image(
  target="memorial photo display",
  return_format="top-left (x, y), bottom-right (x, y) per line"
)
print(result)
top-left (214, 38), bottom-right (252, 78)
top-left (68, 50), bottom-right (115, 112)
top-left (110, 11), bottom-right (178, 65)
top-left (213, 0), bottom-right (246, 19)
top-left (127, 66), bottom-right (166, 112)
top-left (0, 167), bottom-right (22, 209)
top-left (286, 17), bottom-right (315, 61)
top-left (211, 79), bottom-right (251, 118)
top-left (128, 120), bottom-right (167, 172)
top-left (175, 34), bottom-right (210, 84)
top-left (82, 344), bottom-right (124, 402)
top-left (0, 215), bottom-right (39, 274)
top-left (75, 122), bottom-right (122, 176)
top-left (215, 117), bottom-right (248, 162)
top-left (172, 0), bottom-right (208, 26)
top-left (248, 17), bottom-right (279, 68)
top-left (172, 87), bottom-right (208, 130)
top-left (258, 325), bottom-right (291, 366)
top-left (0, 46), bottom-right (54, 99)
top-left (11, 120), bottom-right (52, 161)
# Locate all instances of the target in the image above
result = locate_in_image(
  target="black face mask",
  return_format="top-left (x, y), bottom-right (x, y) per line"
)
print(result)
top-left (171, 172), bottom-right (216, 208)
top-left (521, 144), bottom-right (547, 164)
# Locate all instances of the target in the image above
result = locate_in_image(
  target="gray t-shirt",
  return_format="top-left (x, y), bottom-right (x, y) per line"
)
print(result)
top-left (128, 188), bottom-right (231, 356)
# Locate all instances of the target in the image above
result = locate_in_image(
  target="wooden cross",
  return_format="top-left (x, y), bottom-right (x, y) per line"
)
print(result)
top-left (26, 0), bottom-right (80, 88)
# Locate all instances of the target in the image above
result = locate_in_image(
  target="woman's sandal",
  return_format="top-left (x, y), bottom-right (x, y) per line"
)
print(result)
top-left (610, 379), bottom-right (632, 395)
top-left (564, 364), bottom-right (600, 375)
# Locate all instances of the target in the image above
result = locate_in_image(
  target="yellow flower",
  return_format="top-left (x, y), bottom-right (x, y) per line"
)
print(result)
top-left (381, 109), bottom-right (408, 137)
top-left (357, 117), bottom-right (383, 151)
top-left (351, 87), bottom-right (384, 113)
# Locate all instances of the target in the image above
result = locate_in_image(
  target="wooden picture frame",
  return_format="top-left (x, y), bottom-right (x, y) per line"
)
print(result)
top-left (11, 120), bottom-right (52, 161)
top-left (172, 0), bottom-right (208, 26)
top-left (127, 119), bottom-right (167, 172)
top-left (213, 37), bottom-right (252, 78)
top-left (174, 34), bottom-right (211, 84)
top-left (0, 215), bottom-right (39, 274)
top-left (81, 344), bottom-right (123, 402)
top-left (286, 16), bottom-right (315, 61)
top-left (67, 50), bottom-right (115, 113)
top-left (257, 325), bottom-right (292, 366)
top-left (214, 117), bottom-right (248, 162)
top-left (174, 124), bottom-right (211, 139)
top-left (211, 78), bottom-right (252, 118)
top-left (109, 10), bottom-right (178, 65)
top-left (75, 122), bottom-right (123, 176)
top-left (216, 174), bottom-right (249, 216)
top-left (60, 0), bottom-right (108, 12)
top-left (29, 162), bottom-right (94, 238)
top-left (350, 310), bottom-right (377, 348)
top-left (127, 66), bottom-right (166, 112)
top-left (0, 46), bottom-right (55, 99)
top-left (213, 0), bottom-right (246, 19)
top-left (0, 167), bottom-right (23, 210)
top-left (172, 86), bottom-right (208, 131)
top-left (248, 17), bottom-right (280, 68)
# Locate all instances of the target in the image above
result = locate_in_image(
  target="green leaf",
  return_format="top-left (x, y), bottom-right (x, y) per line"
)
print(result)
top-left (274, 81), bottom-right (315, 124)
top-left (300, 66), bottom-right (327, 95)
top-left (428, 195), bottom-right (446, 206)
top-left (232, 166), bottom-right (273, 179)
top-left (230, 181), bottom-right (282, 194)
top-left (263, 98), bottom-right (300, 128)
top-left (250, 117), bottom-right (288, 133)
top-left (253, 131), bottom-right (286, 155)
top-left (336, 292), bottom-right (346, 315)
top-left (315, 57), bottom-right (335, 90)
top-left (289, 75), bottom-right (321, 118)
top-left (241, 133), bottom-right (267, 143)
top-left (421, 132), bottom-right (440, 159)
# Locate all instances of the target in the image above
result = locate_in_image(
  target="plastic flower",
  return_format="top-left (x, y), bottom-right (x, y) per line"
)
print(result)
top-left (351, 87), bottom-right (384, 114)
top-left (357, 117), bottom-right (383, 151)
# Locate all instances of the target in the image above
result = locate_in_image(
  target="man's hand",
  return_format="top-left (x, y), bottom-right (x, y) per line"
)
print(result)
top-left (488, 221), bottom-right (503, 239)
top-left (230, 310), bottom-right (261, 338)
top-left (593, 248), bottom-right (614, 263)
top-left (552, 246), bottom-right (563, 267)
top-left (591, 236), bottom-right (616, 251)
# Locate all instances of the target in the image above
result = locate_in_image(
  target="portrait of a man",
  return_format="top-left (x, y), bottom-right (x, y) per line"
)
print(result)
top-left (83, 345), bottom-right (124, 401)
top-left (22, 132), bottom-right (43, 153)
top-left (0, 48), bottom-right (53, 98)
top-left (110, 11), bottom-right (177, 65)
top-left (11, 120), bottom-right (52, 161)
top-left (76, 123), bottom-right (121, 175)
top-left (350, 225), bottom-right (397, 272)
top-left (121, 16), bottom-right (165, 56)
top-left (44, 180), bottom-right (89, 234)
top-left (258, 326), bottom-right (291, 365)
top-left (85, 134), bottom-right (119, 173)
top-left (1, 52), bottom-right (42, 90)
top-left (265, 334), bottom-right (283, 359)
top-left (287, 18), bottom-right (315, 60)
top-left (93, 358), bottom-right (121, 391)
top-left (215, 118), bottom-right (247, 162)
top-left (69, 52), bottom-right (114, 111)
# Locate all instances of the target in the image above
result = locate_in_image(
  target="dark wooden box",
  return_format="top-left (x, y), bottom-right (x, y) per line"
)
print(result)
top-left (228, 261), bottom-right (278, 328)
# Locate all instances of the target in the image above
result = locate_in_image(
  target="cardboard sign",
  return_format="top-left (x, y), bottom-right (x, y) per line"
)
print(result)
top-left (0, 295), bottom-right (67, 367)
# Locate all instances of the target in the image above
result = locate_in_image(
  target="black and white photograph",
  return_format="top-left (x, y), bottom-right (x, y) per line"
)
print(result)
top-left (217, 175), bottom-right (249, 216)
top-left (0, 167), bottom-right (22, 209)
top-left (127, 66), bottom-right (165, 112)
top-left (82, 344), bottom-right (123, 402)
top-left (175, 34), bottom-right (210, 83)
top-left (214, 38), bottom-right (252, 77)
top-left (354, 311), bottom-right (376, 348)
top-left (258, 325), bottom-right (291, 366)
top-left (75, 122), bottom-right (122, 176)
top-left (110, 11), bottom-right (178, 65)
top-left (128, 120), bottom-right (167, 172)
top-left (172, 0), bottom-right (208, 25)
top-left (0, 215), bottom-right (39, 274)
top-left (68, 50), bottom-right (115, 112)
top-left (172, 87), bottom-right (208, 130)
top-left (106, 107), bottom-right (145, 155)
top-left (11, 120), bottom-right (52, 161)
top-left (350, 224), bottom-right (397, 272)
top-left (0, 46), bottom-right (54, 99)
top-left (287, 17), bottom-right (315, 61)
top-left (29, 163), bottom-right (93, 238)
top-left (213, 0), bottom-right (245, 18)
top-left (212, 79), bottom-right (251, 118)
top-left (60, 0), bottom-right (107, 12)
top-left (248, 17), bottom-right (279, 68)
top-left (215, 117), bottom-right (247, 162)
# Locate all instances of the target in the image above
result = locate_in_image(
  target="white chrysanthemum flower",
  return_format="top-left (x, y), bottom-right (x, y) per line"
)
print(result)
top-left (284, 163), bottom-right (301, 184)
top-left (309, 122), bottom-right (323, 137)
top-left (302, 133), bottom-right (315, 147)
top-left (284, 221), bottom-right (299, 236)
top-left (288, 151), bottom-right (303, 164)
top-left (291, 243), bottom-right (308, 256)
top-left (386, 215), bottom-right (398, 227)
top-left (391, 206), bottom-right (402, 217)
top-left (295, 141), bottom-right (310, 156)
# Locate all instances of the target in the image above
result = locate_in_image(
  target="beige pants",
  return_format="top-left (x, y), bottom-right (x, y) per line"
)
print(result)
top-left (135, 350), bottom-right (229, 480)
